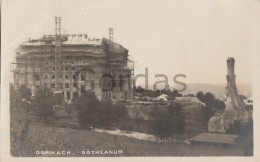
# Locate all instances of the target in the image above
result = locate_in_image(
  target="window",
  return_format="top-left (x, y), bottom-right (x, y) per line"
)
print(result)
top-left (52, 75), bottom-right (55, 79)
top-left (218, 126), bottom-right (220, 130)
top-left (81, 75), bottom-right (85, 81)
top-left (45, 83), bottom-right (47, 88)
top-left (53, 67), bottom-right (55, 71)
top-left (73, 75), bottom-right (76, 79)
top-left (73, 83), bottom-right (77, 88)
top-left (45, 75), bottom-right (48, 79)
top-left (36, 85), bottom-right (40, 90)
top-left (34, 74), bottom-right (40, 81)
top-left (67, 92), bottom-right (71, 100)
top-left (65, 75), bottom-right (69, 79)
top-left (65, 83), bottom-right (69, 88)
top-left (51, 83), bottom-right (55, 88)
top-left (81, 85), bottom-right (85, 92)
top-left (65, 67), bottom-right (68, 71)
top-left (73, 92), bottom-right (78, 99)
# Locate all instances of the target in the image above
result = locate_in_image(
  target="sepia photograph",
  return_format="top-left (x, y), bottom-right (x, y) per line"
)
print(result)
top-left (1, 0), bottom-right (260, 161)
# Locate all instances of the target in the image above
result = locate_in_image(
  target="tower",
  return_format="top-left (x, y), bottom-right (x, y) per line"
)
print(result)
top-left (223, 57), bottom-right (247, 126)
top-left (109, 28), bottom-right (113, 43)
top-left (208, 57), bottom-right (249, 133)
top-left (225, 57), bottom-right (245, 111)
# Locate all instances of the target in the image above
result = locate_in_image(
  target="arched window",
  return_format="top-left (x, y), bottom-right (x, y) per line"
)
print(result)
top-left (45, 75), bottom-right (48, 79)
top-left (65, 75), bottom-right (69, 79)
top-left (65, 83), bottom-right (69, 88)
top-left (52, 75), bottom-right (55, 80)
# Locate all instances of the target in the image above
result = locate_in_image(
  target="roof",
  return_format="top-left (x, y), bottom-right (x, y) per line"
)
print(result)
top-left (208, 115), bottom-right (222, 123)
top-left (189, 133), bottom-right (239, 144)
top-left (55, 109), bottom-right (70, 118)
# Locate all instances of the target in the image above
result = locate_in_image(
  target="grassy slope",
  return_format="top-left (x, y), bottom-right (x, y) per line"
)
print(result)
top-left (11, 100), bottom-right (248, 157)
top-left (12, 120), bottom-right (246, 157)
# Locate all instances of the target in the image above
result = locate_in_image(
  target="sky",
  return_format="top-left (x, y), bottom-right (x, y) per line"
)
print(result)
top-left (2, 0), bottom-right (260, 88)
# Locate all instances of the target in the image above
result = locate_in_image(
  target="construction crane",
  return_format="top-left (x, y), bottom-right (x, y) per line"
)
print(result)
top-left (54, 16), bottom-right (62, 92)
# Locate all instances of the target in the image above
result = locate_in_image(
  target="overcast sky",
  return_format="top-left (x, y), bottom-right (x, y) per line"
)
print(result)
top-left (2, 0), bottom-right (260, 87)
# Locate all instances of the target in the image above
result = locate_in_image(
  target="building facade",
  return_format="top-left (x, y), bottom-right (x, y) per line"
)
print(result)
top-left (12, 35), bottom-right (134, 101)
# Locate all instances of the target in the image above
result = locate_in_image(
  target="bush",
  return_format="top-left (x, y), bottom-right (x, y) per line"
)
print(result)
top-left (149, 102), bottom-right (186, 141)
top-left (196, 91), bottom-right (226, 124)
top-left (31, 88), bottom-right (63, 123)
top-left (73, 92), bottom-right (127, 129)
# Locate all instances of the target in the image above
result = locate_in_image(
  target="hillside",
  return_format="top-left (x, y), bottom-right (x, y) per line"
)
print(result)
top-left (181, 83), bottom-right (252, 99)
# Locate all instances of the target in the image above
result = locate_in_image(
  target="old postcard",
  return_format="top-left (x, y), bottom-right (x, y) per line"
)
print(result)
top-left (1, 0), bottom-right (260, 162)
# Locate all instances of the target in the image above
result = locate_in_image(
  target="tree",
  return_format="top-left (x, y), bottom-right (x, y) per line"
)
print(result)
top-left (98, 99), bottom-right (114, 127)
top-left (19, 85), bottom-right (32, 101)
top-left (196, 91), bottom-right (205, 102)
top-left (187, 93), bottom-right (195, 97)
top-left (136, 86), bottom-right (144, 92)
top-left (31, 88), bottom-right (63, 123)
top-left (204, 92), bottom-right (215, 107)
top-left (149, 102), bottom-right (186, 142)
top-left (73, 92), bottom-right (100, 128)
top-left (226, 120), bottom-right (253, 155)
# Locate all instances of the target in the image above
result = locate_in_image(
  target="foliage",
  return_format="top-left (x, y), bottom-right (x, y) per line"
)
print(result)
top-left (196, 91), bottom-right (225, 110)
top-left (73, 92), bottom-right (100, 127)
top-left (186, 93), bottom-right (195, 97)
top-left (73, 92), bottom-right (127, 128)
top-left (19, 85), bottom-right (32, 100)
top-left (10, 84), bottom-right (32, 156)
top-left (31, 88), bottom-right (63, 123)
top-left (196, 91), bottom-right (226, 124)
top-left (135, 87), bottom-right (182, 99)
top-left (226, 120), bottom-right (253, 155)
top-left (148, 102), bottom-right (186, 141)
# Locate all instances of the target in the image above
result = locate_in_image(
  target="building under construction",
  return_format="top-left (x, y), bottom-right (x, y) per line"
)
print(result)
top-left (12, 17), bottom-right (134, 101)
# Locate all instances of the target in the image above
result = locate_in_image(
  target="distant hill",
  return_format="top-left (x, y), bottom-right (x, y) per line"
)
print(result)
top-left (182, 83), bottom-right (252, 99)
top-left (147, 83), bottom-right (252, 99)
